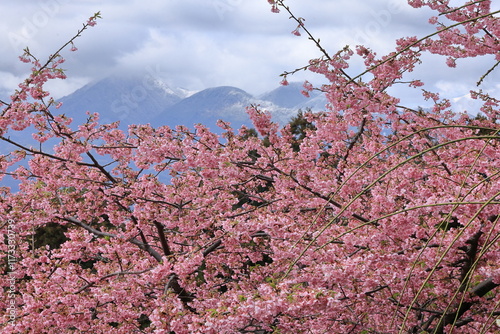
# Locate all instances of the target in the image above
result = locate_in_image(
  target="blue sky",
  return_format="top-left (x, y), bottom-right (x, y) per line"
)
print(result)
top-left (1, 0), bottom-right (499, 112)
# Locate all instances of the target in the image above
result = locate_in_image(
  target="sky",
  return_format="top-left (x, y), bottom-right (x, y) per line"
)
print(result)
top-left (1, 0), bottom-right (499, 112)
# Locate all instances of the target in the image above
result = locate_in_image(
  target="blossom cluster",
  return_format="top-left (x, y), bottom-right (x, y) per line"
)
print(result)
top-left (1, 3), bottom-right (499, 333)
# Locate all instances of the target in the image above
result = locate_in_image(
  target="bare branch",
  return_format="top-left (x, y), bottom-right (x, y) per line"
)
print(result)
top-left (76, 268), bottom-right (153, 294)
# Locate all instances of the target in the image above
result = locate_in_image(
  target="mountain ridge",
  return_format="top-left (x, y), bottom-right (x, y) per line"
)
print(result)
top-left (57, 75), bottom-right (328, 131)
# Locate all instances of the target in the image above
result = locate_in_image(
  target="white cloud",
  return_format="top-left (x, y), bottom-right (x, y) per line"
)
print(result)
top-left (0, 0), bottom-right (498, 107)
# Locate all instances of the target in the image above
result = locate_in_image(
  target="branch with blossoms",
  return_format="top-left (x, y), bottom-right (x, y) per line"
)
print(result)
top-left (1, 2), bottom-right (500, 333)
top-left (1, 12), bottom-right (101, 116)
top-left (348, 8), bottom-right (500, 86)
top-left (268, 1), bottom-right (500, 332)
top-left (274, 0), bottom-right (500, 91)
top-left (273, 0), bottom-right (358, 88)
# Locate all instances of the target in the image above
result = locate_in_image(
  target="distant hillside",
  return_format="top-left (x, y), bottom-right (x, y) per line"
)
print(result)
top-left (258, 82), bottom-right (322, 108)
top-left (55, 74), bottom-right (328, 131)
top-left (156, 86), bottom-right (255, 128)
top-left (57, 75), bottom-right (186, 127)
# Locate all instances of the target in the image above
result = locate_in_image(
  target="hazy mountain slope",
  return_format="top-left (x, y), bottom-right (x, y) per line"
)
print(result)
top-left (258, 82), bottom-right (320, 108)
top-left (155, 86), bottom-right (254, 128)
top-left (57, 75), bottom-right (185, 127)
top-left (55, 77), bottom-right (327, 131)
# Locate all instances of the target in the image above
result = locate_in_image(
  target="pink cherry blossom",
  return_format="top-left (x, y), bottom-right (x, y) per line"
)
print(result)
top-left (1, 2), bottom-right (499, 333)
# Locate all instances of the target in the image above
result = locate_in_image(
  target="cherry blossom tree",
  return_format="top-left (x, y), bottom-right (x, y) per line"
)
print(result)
top-left (1, 1), bottom-right (500, 333)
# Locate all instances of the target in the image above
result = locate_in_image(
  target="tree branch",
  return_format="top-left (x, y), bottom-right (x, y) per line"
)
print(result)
top-left (431, 277), bottom-right (499, 334)
top-left (63, 216), bottom-right (164, 262)
top-left (76, 269), bottom-right (152, 294)
top-left (202, 239), bottom-right (222, 257)
top-left (153, 220), bottom-right (171, 257)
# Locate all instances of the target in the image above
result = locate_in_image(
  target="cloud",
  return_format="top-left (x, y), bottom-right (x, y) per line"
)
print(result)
top-left (0, 0), bottom-right (498, 109)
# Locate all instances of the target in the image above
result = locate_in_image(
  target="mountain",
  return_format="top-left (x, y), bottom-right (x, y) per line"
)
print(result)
top-left (154, 84), bottom-right (326, 130)
top-left (296, 92), bottom-right (329, 111)
top-left (55, 75), bottom-right (328, 131)
top-left (259, 82), bottom-right (321, 108)
top-left (155, 86), bottom-right (255, 129)
top-left (57, 74), bottom-right (188, 127)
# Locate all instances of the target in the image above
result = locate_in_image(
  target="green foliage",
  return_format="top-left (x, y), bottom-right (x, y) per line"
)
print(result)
top-left (471, 114), bottom-right (500, 136)
top-left (239, 127), bottom-right (259, 141)
top-left (246, 253), bottom-right (273, 269)
top-left (288, 109), bottom-right (316, 152)
top-left (32, 222), bottom-right (68, 250)
top-left (231, 110), bottom-right (315, 211)
top-left (435, 215), bottom-right (463, 231)
top-left (137, 314), bottom-right (151, 330)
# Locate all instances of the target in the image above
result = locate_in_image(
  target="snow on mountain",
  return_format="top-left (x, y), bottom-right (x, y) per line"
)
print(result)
top-left (153, 79), bottom-right (196, 99)
top-left (154, 84), bottom-right (321, 130)
top-left (259, 82), bottom-right (321, 108)
top-left (155, 86), bottom-right (258, 129)
top-left (295, 93), bottom-right (329, 111)
top-left (258, 82), bottom-right (328, 122)
top-left (451, 93), bottom-right (483, 116)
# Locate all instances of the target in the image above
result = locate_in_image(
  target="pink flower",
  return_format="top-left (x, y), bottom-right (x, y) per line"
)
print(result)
top-left (4, 2), bottom-right (500, 333)
top-left (446, 57), bottom-right (456, 68)
top-left (269, 1), bottom-right (280, 13)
